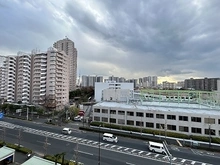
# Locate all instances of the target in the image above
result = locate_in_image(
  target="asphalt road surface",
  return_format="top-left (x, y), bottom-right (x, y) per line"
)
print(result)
top-left (1, 118), bottom-right (220, 165)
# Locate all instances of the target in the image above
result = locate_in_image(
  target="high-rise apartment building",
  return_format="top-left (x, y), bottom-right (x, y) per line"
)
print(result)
top-left (31, 51), bottom-right (48, 104)
top-left (15, 52), bottom-right (31, 104)
top-left (184, 77), bottom-right (220, 91)
top-left (81, 75), bottom-right (103, 87)
top-left (32, 47), bottom-right (69, 110)
top-left (0, 56), bottom-right (16, 102)
top-left (53, 37), bottom-right (77, 92)
top-left (140, 76), bottom-right (158, 88)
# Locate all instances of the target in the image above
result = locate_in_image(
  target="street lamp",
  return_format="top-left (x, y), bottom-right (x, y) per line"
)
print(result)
top-left (98, 125), bottom-right (101, 165)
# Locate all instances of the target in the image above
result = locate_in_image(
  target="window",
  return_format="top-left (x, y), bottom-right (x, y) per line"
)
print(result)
top-left (136, 112), bottom-right (144, 117)
top-left (167, 115), bottom-right (176, 120)
top-left (94, 116), bottom-right (100, 121)
top-left (127, 120), bottom-right (134, 126)
top-left (179, 116), bottom-right (188, 121)
top-left (118, 110), bottom-right (125, 115)
top-left (146, 122), bottom-right (154, 128)
top-left (110, 110), bottom-right (116, 114)
top-left (156, 123), bottom-right (164, 129)
top-left (204, 129), bottom-right (215, 135)
top-left (118, 119), bottom-right (125, 125)
top-left (136, 121), bottom-right (144, 127)
top-left (127, 111), bottom-right (134, 116)
top-left (94, 109), bottom-right (100, 113)
top-left (146, 113), bottom-right (154, 118)
top-left (219, 119), bottom-right (220, 124)
top-left (102, 117), bottom-right (108, 122)
top-left (191, 117), bottom-right (201, 123)
top-left (191, 127), bottom-right (201, 134)
top-left (179, 126), bottom-right (189, 132)
top-left (102, 109), bottom-right (108, 113)
top-left (156, 114), bottom-right (164, 119)
top-left (204, 118), bottom-right (215, 124)
top-left (167, 125), bottom-right (176, 131)
top-left (110, 118), bottom-right (116, 123)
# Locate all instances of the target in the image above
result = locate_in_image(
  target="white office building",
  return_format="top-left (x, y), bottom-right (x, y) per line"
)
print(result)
top-left (93, 89), bottom-right (220, 137)
top-left (95, 82), bottom-right (134, 102)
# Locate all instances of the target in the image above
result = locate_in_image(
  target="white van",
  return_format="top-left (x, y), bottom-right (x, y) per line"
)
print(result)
top-left (148, 141), bottom-right (166, 154)
top-left (62, 128), bottom-right (71, 135)
top-left (102, 133), bottom-right (118, 143)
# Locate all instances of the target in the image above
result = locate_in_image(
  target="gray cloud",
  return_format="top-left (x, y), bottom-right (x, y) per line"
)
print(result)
top-left (1, 0), bottom-right (220, 82)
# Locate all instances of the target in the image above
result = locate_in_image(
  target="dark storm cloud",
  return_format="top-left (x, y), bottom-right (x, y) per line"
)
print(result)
top-left (1, 0), bottom-right (220, 82)
top-left (65, 0), bottom-right (220, 80)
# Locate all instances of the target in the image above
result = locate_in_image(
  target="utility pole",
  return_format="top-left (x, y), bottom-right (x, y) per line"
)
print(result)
top-left (2, 127), bottom-right (6, 144)
top-left (163, 141), bottom-right (172, 165)
top-left (17, 129), bottom-right (22, 147)
top-left (26, 107), bottom-right (29, 120)
top-left (209, 124), bottom-right (211, 148)
top-left (43, 136), bottom-right (48, 156)
top-left (74, 141), bottom-right (79, 165)
top-left (98, 125), bottom-right (101, 165)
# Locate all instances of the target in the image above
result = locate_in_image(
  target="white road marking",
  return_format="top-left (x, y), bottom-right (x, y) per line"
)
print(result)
top-left (191, 161), bottom-right (196, 164)
top-left (78, 150), bottom-right (93, 156)
top-left (181, 159), bottom-right (186, 163)
top-left (36, 140), bottom-right (51, 145)
top-left (176, 139), bottom-right (182, 147)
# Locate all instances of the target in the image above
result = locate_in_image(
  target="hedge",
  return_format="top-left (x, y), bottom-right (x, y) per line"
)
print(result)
top-left (0, 140), bottom-right (32, 154)
top-left (89, 121), bottom-right (220, 144)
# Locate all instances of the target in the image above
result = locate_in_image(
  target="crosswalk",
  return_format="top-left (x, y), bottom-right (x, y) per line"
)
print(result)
top-left (0, 121), bottom-right (212, 165)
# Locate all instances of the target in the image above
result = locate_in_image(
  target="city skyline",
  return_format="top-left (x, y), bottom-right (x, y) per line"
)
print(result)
top-left (1, 0), bottom-right (220, 83)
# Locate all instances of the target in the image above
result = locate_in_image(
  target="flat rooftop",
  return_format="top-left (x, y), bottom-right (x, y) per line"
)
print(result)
top-left (94, 101), bottom-right (220, 115)
top-left (21, 156), bottom-right (60, 165)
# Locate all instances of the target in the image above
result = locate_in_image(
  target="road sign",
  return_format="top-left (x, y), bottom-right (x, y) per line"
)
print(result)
top-left (0, 112), bottom-right (4, 119)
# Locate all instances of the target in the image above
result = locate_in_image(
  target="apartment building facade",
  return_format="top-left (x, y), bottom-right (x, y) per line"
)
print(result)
top-left (0, 48), bottom-right (70, 110)
top-left (184, 77), bottom-right (220, 91)
top-left (32, 47), bottom-right (69, 110)
top-left (0, 56), bottom-right (16, 102)
top-left (81, 75), bottom-right (103, 87)
top-left (15, 53), bottom-right (31, 104)
top-left (53, 37), bottom-right (77, 92)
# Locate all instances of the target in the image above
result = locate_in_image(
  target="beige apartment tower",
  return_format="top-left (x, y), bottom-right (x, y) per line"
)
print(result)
top-left (53, 37), bottom-right (77, 92)
top-left (31, 47), bottom-right (69, 110)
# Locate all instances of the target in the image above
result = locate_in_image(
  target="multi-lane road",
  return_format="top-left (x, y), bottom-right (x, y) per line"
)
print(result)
top-left (0, 118), bottom-right (220, 165)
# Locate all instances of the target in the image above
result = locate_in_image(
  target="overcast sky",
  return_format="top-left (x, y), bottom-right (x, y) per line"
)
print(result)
top-left (0, 0), bottom-right (220, 83)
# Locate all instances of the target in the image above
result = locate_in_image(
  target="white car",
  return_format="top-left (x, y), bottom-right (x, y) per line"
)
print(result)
top-left (62, 128), bottom-right (71, 135)
top-left (74, 115), bottom-right (83, 121)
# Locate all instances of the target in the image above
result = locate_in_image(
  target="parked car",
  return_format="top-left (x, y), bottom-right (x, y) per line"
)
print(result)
top-left (74, 115), bottom-right (83, 121)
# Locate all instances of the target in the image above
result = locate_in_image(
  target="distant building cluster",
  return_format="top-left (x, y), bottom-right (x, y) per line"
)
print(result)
top-left (81, 74), bottom-right (220, 91)
top-left (0, 38), bottom-right (77, 110)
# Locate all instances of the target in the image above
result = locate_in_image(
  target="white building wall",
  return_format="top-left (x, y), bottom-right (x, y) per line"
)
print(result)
top-left (102, 89), bottom-right (131, 102)
top-left (93, 102), bottom-right (220, 137)
top-left (95, 82), bottom-right (134, 102)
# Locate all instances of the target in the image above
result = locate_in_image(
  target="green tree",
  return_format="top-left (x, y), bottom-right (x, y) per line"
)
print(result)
top-left (68, 106), bottom-right (80, 118)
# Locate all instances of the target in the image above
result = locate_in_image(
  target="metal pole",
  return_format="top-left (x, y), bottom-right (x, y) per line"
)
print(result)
top-left (27, 107), bottom-right (29, 120)
top-left (209, 124), bottom-right (211, 148)
top-left (98, 125), bottom-right (101, 165)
